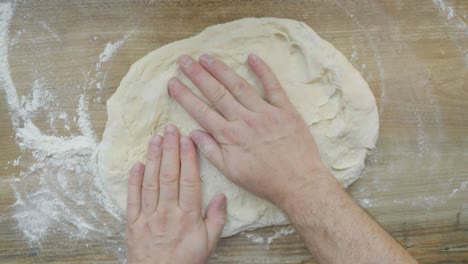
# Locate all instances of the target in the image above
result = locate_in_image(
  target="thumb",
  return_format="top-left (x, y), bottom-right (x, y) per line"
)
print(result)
top-left (205, 193), bottom-right (227, 252)
top-left (190, 129), bottom-right (224, 170)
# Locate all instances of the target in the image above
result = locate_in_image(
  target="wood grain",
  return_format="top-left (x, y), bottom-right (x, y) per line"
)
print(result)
top-left (0, 0), bottom-right (467, 263)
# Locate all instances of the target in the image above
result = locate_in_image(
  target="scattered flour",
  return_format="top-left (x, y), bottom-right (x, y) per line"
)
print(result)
top-left (450, 181), bottom-right (468, 197)
top-left (39, 21), bottom-right (62, 43)
top-left (20, 79), bottom-right (55, 114)
top-left (2, 3), bottom-right (298, 261)
top-left (432, 0), bottom-right (468, 67)
top-left (432, 0), bottom-right (467, 30)
top-left (1, 0), bottom-right (464, 261)
top-left (336, 1), bottom-right (386, 119)
top-left (96, 34), bottom-right (129, 68)
top-left (242, 226), bottom-right (296, 245)
top-left (349, 44), bottom-right (358, 64)
top-left (358, 198), bottom-right (373, 208)
top-left (0, 2), bottom-right (125, 261)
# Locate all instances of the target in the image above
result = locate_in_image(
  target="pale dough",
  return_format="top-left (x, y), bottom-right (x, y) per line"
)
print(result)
top-left (97, 18), bottom-right (379, 237)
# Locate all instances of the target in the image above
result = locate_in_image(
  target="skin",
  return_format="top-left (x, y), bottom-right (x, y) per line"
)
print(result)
top-left (126, 54), bottom-right (418, 263)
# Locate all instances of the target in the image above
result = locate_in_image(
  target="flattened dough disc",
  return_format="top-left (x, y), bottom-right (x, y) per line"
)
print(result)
top-left (98, 18), bottom-right (379, 237)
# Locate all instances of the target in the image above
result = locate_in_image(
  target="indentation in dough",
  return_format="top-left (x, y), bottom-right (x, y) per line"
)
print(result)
top-left (322, 89), bottom-right (343, 118)
top-left (332, 149), bottom-right (367, 170)
top-left (288, 42), bottom-right (311, 83)
top-left (273, 31), bottom-right (289, 41)
top-left (98, 18), bottom-right (378, 238)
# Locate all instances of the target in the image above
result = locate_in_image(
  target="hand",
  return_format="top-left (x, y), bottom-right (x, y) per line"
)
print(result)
top-left (167, 54), bottom-right (418, 264)
top-left (168, 54), bottom-right (330, 205)
top-left (125, 125), bottom-right (227, 264)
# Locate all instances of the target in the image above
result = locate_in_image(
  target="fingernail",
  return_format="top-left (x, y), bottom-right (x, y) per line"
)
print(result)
top-left (249, 54), bottom-right (259, 63)
top-left (150, 135), bottom-right (162, 146)
top-left (178, 54), bottom-right (192, 68)
top-left (131, 162), bottom-right (143, 175)
top-left (180, 136), bottom-right (190, 149)
top-left (165, 124), bottom-right (177, 135)
top-left (168, 77), bottom-right (178, 87)
top-left (215, 194), bottom-right (226, 210)
top-left (189, 131), bottom-right (200, 144)
top-left (199, 54), bottom-right (213, 66)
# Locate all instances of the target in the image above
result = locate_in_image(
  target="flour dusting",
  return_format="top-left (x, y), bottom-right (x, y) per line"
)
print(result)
top-left (0, 2), bottom-right (125, 261)
top-left (97, 35), bottom-right (129, 68)
top-left (432, 0), bottom-right (468, 67)
top-left (432, 0), bottom-right (467, 30)
top-left (242, 226), bottom-right (296, 245)
top-left (336, 1), bottom-right (386, 119)
top-left (39, 21), bottom-right (62, 43)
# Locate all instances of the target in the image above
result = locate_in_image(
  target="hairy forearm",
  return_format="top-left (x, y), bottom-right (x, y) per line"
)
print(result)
top-left (278, 172), bottom-right (418, 264)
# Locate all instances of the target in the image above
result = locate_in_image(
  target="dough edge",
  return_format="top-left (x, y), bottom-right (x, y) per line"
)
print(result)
top-left (97, 17), bottom-right (379, 237)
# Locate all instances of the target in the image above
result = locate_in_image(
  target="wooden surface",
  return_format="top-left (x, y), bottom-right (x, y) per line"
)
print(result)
top-left (0, 0), bottom-right (467, 263)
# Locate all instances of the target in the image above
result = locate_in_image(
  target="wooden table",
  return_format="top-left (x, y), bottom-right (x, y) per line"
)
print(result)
top-left (0, 0), bottom-right (466, 263)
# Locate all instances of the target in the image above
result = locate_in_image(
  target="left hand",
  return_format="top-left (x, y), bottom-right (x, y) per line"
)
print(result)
top-left (125, 124), bottom-right (227, 264)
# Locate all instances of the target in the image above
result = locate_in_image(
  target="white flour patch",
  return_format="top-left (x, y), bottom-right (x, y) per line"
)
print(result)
top-left (266, 226), bottom-right (296, 244)
top-left (418, 195), bottom-right (448, 207)
top-left (242, 231), bottom-right (265, 244)
top-left (242, 226), bottom-right (296, 245)
top-left (336, 1), bottom-right (386, 119)
top-left (450, 181), bottom-right (468, 197)
top-left (358, 198), bottom-right (373, 208)
top-left (432, 0), bottom-right (468, 67)
top-left (411, 106), bottom-right (426, 161)
top-left (432, 0), bottom-right (467, 31)
top-left (0, 2), bottom-right (125, 261)
top-left (349, 44), bottom-right (358, 63)
top-left (39, 21), bottom-right (62, 43)
top-left (77, 94), bottom-right (97, 140)
top-left (96, 34), bottom-right (129, 68)
top-left (21, 78), bottom-right (55, 114)
top-left (85, 35), bottom-right (130, 96)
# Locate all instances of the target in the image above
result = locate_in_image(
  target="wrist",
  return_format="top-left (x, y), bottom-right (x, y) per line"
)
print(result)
top-left (274, 169), bottom-right (342, 215)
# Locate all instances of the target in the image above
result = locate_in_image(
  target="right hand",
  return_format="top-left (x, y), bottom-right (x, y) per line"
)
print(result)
top-left (168, 54), bottom-right (331, 204)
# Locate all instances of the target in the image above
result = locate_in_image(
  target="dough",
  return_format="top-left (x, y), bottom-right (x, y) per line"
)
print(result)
top-left (98, 18), bottom-right (379, 237)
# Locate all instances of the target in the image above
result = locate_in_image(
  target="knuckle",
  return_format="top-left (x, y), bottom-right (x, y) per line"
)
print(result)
top-left (243, 114), bottom-right (259, 128)
top-left (232, 81), bottom-right (247, 95)
top-left (221, 124), bottom-right (239, 143)
top-left (201, 144), bottom-right (216, 160)
top-left (179, 179), bottom-right (197, 190)
top-left (181, 146), bottom-right (196, 159)
top-left (211, 88), bottom-right (228, 104)
top-left (198, 104), bottom-right (212, 117)
top-left (142, 183), bottom-right (158, 191)
top-left (159, 172), bottom-right (178, 185)
top-left (146, 152), bottom-right (161, 162)
top-left (269, 82), bottom-right (282, 93)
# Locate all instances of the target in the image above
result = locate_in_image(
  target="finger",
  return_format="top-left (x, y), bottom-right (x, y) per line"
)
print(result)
top-left (158, 124), bottom-right (180, 208)
top-left (127, 162), bottom-right (144, 224)
top-left (178, 136), bottom-right (201, 214)
top-left (199, 54), bottom-right (266, 112)
top-left (178, 55), bottom-right (245, 120)
top-left (168, 78), bottom-right (227, 137)
top-left (205, 194), bottom-right (227, 252)
top-left (189, 129), bottom-right (224, 171)
top-left (141, 135), bottom-right (163, 215)
top-left (247, 54), bottom-right (292, 109)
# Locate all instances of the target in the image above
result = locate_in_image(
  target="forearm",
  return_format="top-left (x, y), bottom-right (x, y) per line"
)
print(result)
top-left (278, 172), bottom-right (418, 264)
